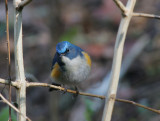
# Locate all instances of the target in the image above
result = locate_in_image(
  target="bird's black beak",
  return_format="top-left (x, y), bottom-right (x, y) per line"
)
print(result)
top-left (57, 51), bottom-right (66, 57)
top-left (60, 53), bottom-right (65, 57)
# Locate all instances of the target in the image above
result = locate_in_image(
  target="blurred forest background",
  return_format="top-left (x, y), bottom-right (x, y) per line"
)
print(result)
top-left (0, 0), bottom-right (160, 121)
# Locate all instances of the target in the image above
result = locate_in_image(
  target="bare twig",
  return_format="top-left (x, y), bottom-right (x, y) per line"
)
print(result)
top-left (0, 93), bottom-right (31, 121)
top-left (5, 0), bottom-right (11, 79)
top-left (133, 12), bottom-right (160, 19)
top-left (27, 82), bottom-right (105, 99)
top-left (113, 0), bottom-right (127, 16)
top-left (13, 0), bottom-right (32, 120)
top-left (102, 0), bottom-right (136, 121)
top-left (5, 0), bottom-right (12, 120)
top-left (0, 78), bottom-right (19, 88)
top-left (27, 82), bottom-right (160, 114)
top-left (17, 0), bottom-right (32, 10)
top-left (5, 0), bottom-right (11, 81)
top-left (1, 79), bottom-right (160, 114)
top-left (14, 0), bottom-right (27, 120)
top-left (115, 98), bottom-right (160, 114)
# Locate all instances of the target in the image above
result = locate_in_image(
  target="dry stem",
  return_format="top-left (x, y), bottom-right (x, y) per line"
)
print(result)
top-left (27, 82), bottom-right (160, 114)
top-left (115, 98), bottom-right (160, 114)
top-left (113, 0), bottom-right (127, 15)
top-left (14, 0), bottom-right (27, 120)
top-left (0, 80), bottom-right (160, 115)
top-left (0, 78), bottom-right (19, 88)
top-left (0, 93), bottom-right (31, 121)
top-left (27, 82), bottom-right (105, 99)
top-left (133, 12), bottom-right (160, 19)
top-left (102, 0), bottom-right (136, 121)
top-left (5, 0), bottom-right (12, 120)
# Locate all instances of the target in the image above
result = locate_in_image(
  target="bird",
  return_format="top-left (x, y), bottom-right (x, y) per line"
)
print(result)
top-left (50, 41), bottom-right (91, 93)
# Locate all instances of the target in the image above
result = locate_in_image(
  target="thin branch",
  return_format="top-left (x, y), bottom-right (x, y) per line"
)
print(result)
top-left (14, 0), bottom-right (27, 120)
top-left (0, 78), bottom-right (19, 88)
top-left (0, 93), bottom-right (31, 121)
top-left (133, 12), bottom-right (160, 19)
top-left (27, 82), bottom-right (105, 99)
top-left (102, 0), bottom-right (136, 121)
top-left (5, 0), bottom-right (11, 79)
top-left (113, 0), bottom-right (127, 15)
top-left (27, 82), bottom-right (160, 114)
top-left (5, 0), bottom-right (12, 120)
top-left (115, 98), bottom-right (160, 114)
top-left (1, 80), bottom-right (160, 114)
top-left (17, 0), bottom-right (32, 10)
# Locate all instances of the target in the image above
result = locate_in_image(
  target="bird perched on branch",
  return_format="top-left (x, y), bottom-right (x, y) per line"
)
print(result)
top-left (50, 41), bottom-right (91, 93)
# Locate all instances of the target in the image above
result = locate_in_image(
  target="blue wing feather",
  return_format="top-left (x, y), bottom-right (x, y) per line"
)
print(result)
top-left (51, 53), bottom-right (58, 70)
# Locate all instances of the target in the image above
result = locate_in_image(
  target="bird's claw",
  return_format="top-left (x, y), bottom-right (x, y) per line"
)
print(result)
top-left (73, 86), bottom-right (79, 98)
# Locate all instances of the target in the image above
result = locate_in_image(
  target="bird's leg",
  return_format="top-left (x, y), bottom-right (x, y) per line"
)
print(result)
top-left (73, 86), bottom-right (79, 98)
top-left (61, 84), bottom-right (67, 94)
top-left (49, 82), bottom-right (61, 92)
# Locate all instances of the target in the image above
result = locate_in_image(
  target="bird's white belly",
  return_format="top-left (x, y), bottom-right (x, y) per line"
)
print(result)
top-left (59, 56), bottom-right (90, 85)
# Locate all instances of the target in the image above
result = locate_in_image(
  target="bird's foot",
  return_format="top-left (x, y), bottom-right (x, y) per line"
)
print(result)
top-left (61, 86), bottom-right (67, 94)
top-left (73, 86), bottom-right (79, 98)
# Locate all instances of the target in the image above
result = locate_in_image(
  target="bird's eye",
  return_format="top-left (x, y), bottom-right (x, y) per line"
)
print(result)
top-left (66, 49), bottom-right (69, 53)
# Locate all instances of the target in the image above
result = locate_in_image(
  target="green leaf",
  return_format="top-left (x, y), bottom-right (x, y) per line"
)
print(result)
top-left (0, 107), bottom-right (17, 121)
top-left (84, 99), bottom-right (94, 121)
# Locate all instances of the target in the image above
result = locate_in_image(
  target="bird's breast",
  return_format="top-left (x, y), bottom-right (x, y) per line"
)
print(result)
top-left (60, 55), bottom-right (91, 84)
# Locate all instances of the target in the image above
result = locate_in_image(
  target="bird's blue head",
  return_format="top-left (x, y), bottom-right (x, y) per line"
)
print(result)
top-left (56, 41), bottom-right (83, 59)
top-left (56, 41), bottom-right (71, 55)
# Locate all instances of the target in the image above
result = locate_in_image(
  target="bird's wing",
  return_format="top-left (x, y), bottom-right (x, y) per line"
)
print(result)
top-left (51, 53), bottom-right (61, 79)
top-left (51, 63), bottom-right (60, 79)
top-left (82, 51), bottom-right (91, 67)
top-left (51, 53), bottom-right (58, 70)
